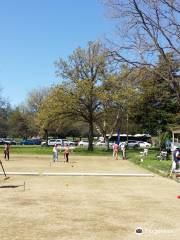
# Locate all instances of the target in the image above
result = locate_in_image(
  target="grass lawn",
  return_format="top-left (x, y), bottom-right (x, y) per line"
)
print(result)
top-left (0, 145), bottom-right (113, 156)
top-left (127, 149), bottom-right (172, 176)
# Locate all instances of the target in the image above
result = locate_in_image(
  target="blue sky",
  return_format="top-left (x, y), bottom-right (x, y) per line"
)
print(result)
top-left (0, 0), bottom-right (114, 106)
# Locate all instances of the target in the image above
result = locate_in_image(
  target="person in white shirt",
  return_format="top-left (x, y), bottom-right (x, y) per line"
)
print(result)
top-left (120, 143), bottom-right (126, 160)
top-left (53, 144), bottom-right (58, 162)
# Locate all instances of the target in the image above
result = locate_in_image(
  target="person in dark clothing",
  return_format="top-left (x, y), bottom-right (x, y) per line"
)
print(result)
top-left (173, 147), bottom-right (180, 170)
top-left (4, 143), bottom-right (10, 160)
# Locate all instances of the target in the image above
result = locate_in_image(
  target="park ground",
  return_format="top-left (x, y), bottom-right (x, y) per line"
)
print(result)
top-left (0, 153), bottom-right (180, 240)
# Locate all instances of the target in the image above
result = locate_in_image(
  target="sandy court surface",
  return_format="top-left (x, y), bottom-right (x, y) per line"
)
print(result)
top-left (0, 154), bottom-right (180, 240)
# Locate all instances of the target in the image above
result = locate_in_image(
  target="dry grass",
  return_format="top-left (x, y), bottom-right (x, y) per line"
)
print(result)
top-left (0, 153), bottom-right (180, 240)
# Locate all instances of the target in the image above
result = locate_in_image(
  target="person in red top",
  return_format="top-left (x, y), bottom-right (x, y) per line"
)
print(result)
top-left (4, 143), bottom-right (10, 160)
top-left (113, 143), bottom-right (119, 160)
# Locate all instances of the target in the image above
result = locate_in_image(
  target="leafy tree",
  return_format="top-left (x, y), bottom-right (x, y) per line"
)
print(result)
top-left (23, 88), bottom-right (50, 137)
top-left (26, 88), bottom-right (49, 114)
top-left (8, 108), bottom-right (29, 138)
top-left (0, 91), bottom-right (11, 137)
top-left (36, 87), bottom-right (86, 139)
top-left (37, 42), bottom-right (111, 150)
top-left (132, 53), bottom-right (180, 134)
top-left (95, 66), bottom-right (138, 141)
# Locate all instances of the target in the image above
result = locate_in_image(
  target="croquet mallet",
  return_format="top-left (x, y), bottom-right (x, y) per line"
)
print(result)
top-left (0, 160), bottom-right (10, 180)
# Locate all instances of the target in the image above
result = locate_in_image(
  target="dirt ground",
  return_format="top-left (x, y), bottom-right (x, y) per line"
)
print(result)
top-left (0, 153), bottom-right (180, 240)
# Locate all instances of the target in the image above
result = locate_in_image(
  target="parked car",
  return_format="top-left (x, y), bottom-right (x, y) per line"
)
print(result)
top-left (41, 139), bottom-right (67, 147)
top-left (3, 138), bottom-right (16, 145)
top-left (41, 140), bottom-right (47, 146)
top-left (138, 141), bottom-right (151, 148)
top-left (78, 140), bottom-right (89, 147)
top-left (20, 139), bottom-right (34, 145)
top-left (31, 139), bottom-right (41, 145)
top-left (95, 141), bottom-right (106, 147)
top-left (73, 140), bottom-right (79, 146)
top-left (63, 140), bottom-right (76, 146)
top-left (127, 140), bottom-right (139, 148)
top-left (20, 139), bottom-right (41, 145)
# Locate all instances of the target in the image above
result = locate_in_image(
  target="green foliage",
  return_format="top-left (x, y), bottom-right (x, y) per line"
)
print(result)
top-left (127, 149), bottom-right (172, 176)
top-left (0, 93), bottom-right (11, 137)
top-left (159, 131), bottom-right (171, 150)
top-left (38, 41), bottom-right (112, 150)
top-left (26, 88), bottom-right (49, 114)
top-left (8, 108), bottom-right (30, 138)
top-left (132, 53), bottom-right (180, 134)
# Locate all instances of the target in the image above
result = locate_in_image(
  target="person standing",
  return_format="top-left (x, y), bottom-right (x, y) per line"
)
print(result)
top-left (53, 144), bottom-right (58, 162)
top-left (112, 142), bottom-right (115, 157)
top-left (173, 147), bottom-right (180, 170)
top-left (64, 144), bottom-right (70, 163)
top-left (113, 143), bottom-right (119, 160)
top-left (4, 143), bottom-right (10, 160)
top-left (120, 143), bottom-right (126, 160)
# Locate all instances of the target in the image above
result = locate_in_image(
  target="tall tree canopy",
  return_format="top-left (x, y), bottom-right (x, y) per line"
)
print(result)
top-left (38, 41), bottom-right (112, 150)
top-left (103, 0), bottom-right (180, 102)
top-left (0, 89), bottom-right (11, 137)
top-left (131, 53), bottom-right (180, 134)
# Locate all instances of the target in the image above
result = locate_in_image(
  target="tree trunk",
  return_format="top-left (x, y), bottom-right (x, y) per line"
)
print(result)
top-left (88, 122), bottom-right (94, 151)
top-left (106, 137), bottom-right (110, 150)
top-left (44, 129), bottom-right (48, 146)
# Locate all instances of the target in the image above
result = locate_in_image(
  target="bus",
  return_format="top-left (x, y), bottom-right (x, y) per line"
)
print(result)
top-left (108, 134), bottom-right (151, 143)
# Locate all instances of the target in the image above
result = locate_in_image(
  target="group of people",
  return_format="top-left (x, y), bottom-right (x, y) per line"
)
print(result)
top-left (2, 142), bottom-right (70, 163)
top-left (53, 144), bottom-right (70, 162)
top-left (113, 142), bottom-right (126, 160)
top-left (2, 140), bottom-right (180, 170)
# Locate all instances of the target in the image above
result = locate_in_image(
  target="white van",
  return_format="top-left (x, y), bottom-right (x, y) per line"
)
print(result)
top-left (41, 139), bottom-right (66, 146)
